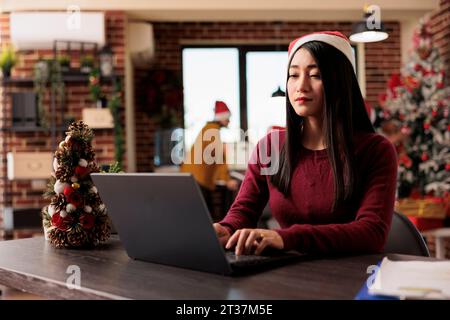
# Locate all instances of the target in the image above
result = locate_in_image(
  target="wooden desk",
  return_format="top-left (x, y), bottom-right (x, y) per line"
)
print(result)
top-left (0, 236), bottom-right (433, 300)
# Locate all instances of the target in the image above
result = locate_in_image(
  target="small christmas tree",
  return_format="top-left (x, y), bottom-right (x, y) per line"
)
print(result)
top-left (374, 17), bottom-right (450, 199)
top-left (42, 121), bottom-right (111, 248)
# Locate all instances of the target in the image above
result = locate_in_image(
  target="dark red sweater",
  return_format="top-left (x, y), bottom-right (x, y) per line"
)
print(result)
top-left (219, 130), bottom-right (398, 254)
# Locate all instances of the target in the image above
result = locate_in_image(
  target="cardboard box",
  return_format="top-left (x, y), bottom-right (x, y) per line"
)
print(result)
top-left (7, 152), bottom-right (53, 180)
top-left (395, 198), bottom-right (446, 219)
top-left (82, 108), bottom-right (113, 129)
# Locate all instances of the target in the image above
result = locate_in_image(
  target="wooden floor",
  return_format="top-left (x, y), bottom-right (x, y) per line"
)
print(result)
top-left (0, 285), bottom-right (47, 300)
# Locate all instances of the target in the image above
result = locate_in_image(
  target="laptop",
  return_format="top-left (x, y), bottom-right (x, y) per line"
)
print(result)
top-left (91, 173), bottom-right (303, 275)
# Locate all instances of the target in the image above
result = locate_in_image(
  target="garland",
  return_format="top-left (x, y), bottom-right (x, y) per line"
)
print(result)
top-left (33, 59), bottom-right (65, 129)
top-left (108, 79), bottom-right (124, 167)
top-left (88, 68), bottom-right (124, 167)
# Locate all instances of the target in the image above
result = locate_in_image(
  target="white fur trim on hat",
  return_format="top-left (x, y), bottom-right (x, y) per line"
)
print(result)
top-left (288, 33), bottom-right (356, 73)
top-left (214, 111), bottom-right (231, 121)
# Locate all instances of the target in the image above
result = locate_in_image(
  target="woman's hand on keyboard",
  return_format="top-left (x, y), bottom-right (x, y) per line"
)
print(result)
top-left (225, 228), bottom-right (284, 256)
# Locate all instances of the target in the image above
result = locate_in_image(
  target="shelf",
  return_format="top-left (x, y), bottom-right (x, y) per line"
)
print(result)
top-left (62, 74), bottom-right (115, 83)
top-left (1, 126), bottom-right (68, 133)
top-left (1, 74), bottom-right (116, 86)
top-left (1, 78), bottom-right (34, 86)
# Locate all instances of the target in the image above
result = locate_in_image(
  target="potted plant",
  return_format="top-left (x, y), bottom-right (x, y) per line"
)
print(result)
top-left (88, 68), bottom-right (102, 106)
top-left (80, 54), bottom-right (94, 74)
top-left (57, 54), bottom-right (71, 73)
top-left (34, 58), bottom-right (50, 82)
top-left (0, 44), bottom-right (17, 78)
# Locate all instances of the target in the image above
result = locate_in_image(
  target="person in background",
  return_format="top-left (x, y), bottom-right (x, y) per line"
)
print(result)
top-left (180, 101), bottom-right (239, 217)
top-left (214, 31), bottom-right (398, 256)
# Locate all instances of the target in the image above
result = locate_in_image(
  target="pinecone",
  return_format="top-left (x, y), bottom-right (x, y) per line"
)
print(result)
top-left (41, 206), bottom-right (52, 228)
top-left (52, 193), bottom-right (67, 212)
top-left (67, 225), bottom-right (88, 247)
top-left (48, 228), bottom-right (69, 248)
top-left (89, 162), bottom-right (101, 173)
top-left (55, 165), bottom-right (73, 182)
top-left (85, 147), bottom-right (96, 162)
top-left (67, 121), bottom-right (94, 143)
top-left (84, 192), bottom-right (101, 208)
top-left (55, 146), bottom-right (64, 156)
top-left (92, 217), bottom-right (111, 243)
top-left (68, 139), bottom-right (85, 154)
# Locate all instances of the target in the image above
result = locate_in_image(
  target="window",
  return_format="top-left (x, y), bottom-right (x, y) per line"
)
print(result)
top-left (246, 51), bottom-right (287, 146)
top-left (182, 48), bottom-right (240, 149)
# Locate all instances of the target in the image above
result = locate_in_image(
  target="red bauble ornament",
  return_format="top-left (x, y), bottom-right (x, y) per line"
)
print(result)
top-left (75, 166), bottom-right (90, 178)
top-left (51, 212), bottom-right (71, 231)
top-left (421, 152), bottom-right (429, 161)
top-left (388, 73), bottom-right (402, 90)
top-left (446, 163), bottom-right (450, 171)
top-left (63, 186), bottom-right (74, 197)
top-left (378, 93), bottom-right (387, 107)
top-left (401, 126), bottom-right (411, 135)
top-left (89, 76), bottom-right (99, 85)
top-left (400, 154), bottom-right (413, 168)
top-left (432, 110), bottom-right (438, 117)
top-left (67, 191), bottom-right (83, 207)
top-left (423, 123), bottom-right (430, 130)
top-left (79, 214), bottom-right (95, 230)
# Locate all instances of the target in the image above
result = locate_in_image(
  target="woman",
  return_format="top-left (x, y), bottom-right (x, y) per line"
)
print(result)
top-left (214, 31), bottom-right (398, 256)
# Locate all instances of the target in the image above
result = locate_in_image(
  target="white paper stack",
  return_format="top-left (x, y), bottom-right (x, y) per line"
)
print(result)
top-left (369, 257), bottom-right (450, 299)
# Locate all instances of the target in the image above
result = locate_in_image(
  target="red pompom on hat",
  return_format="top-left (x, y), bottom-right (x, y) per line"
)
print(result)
top-left (288, 31), bottom-right (356, 73)
top-left (214, 101), bottom-right (231, 121)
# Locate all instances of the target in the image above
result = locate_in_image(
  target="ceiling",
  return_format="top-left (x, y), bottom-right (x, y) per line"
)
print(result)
top-left (0, 0), bottom-right (440, 22)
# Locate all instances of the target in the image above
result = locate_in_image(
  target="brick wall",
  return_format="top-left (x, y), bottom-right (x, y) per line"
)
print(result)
top-left (134, 21), bottom-right (401, 171)
top-left (431, 0), bottom-right (450, 83)
top-left (0, 11), bottom-right (126, 231)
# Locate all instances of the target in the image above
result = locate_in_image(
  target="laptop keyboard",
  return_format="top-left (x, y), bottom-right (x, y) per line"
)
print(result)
top-left (225, 250), bottom-right (304, 270)
top-left (225, 251), bottom-right (273, 267)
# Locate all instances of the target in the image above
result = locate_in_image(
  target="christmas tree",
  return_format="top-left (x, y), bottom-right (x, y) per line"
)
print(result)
top-left (374, 17), bottom-right (450, 199)
top-left (42, 121), bottom-right (112, 248)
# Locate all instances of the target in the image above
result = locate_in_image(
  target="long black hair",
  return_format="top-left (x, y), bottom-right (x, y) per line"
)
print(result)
top-left (270, 41), bottom-right (375, 211)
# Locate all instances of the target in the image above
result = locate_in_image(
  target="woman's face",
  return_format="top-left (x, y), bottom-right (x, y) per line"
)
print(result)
top-left (287, 48), bottom-right (324, 119)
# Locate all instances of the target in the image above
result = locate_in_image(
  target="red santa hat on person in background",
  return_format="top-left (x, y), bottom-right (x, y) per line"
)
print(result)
top-left (287, 31), bottom-right (356, 73)
top-left (214, 101), bottom-right (231, 121)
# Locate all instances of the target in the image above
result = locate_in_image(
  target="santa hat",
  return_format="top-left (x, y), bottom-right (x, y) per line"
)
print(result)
top-left (214, 101), bottom-right (231, 121)
top-left (288, 31), bottom-right (356, 73)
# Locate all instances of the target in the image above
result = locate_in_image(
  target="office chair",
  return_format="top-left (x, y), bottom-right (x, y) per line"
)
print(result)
top-left (383, 211), bottom-right (430, 257)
